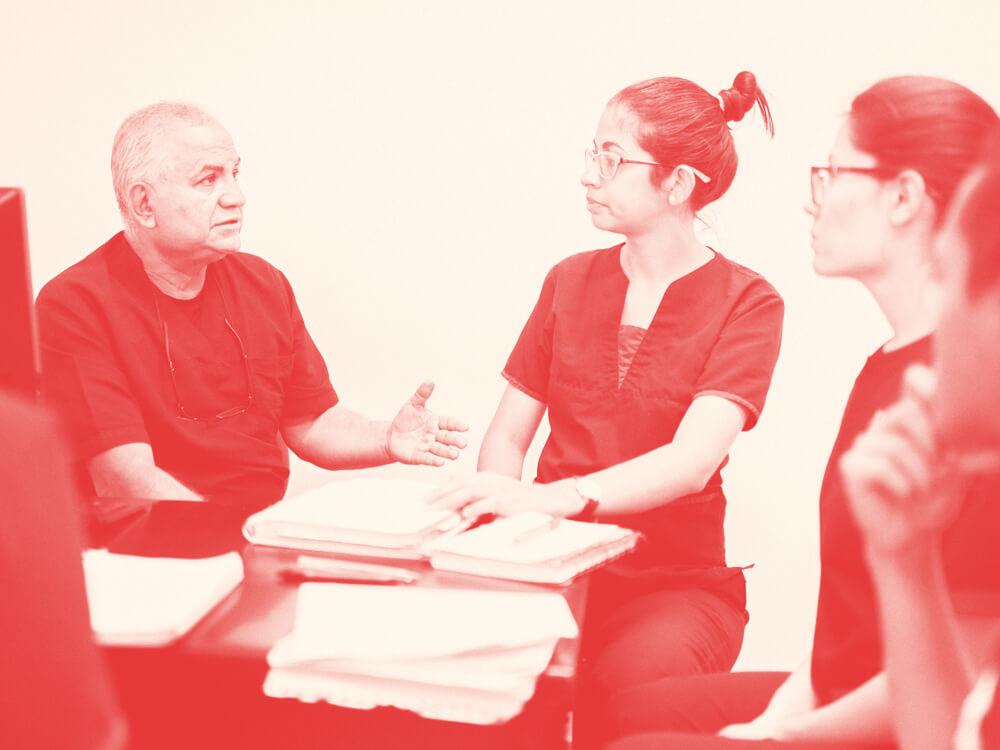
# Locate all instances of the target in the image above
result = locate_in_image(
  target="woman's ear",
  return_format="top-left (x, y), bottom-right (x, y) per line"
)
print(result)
top-left (889, 169), bottom-right (931, 226)
top-left (664, 166), bottom-right (697, 206)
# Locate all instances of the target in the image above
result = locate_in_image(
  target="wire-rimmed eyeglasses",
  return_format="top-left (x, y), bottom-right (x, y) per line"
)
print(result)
top-left (152, 283), bottom-right (253, 422)
top-left (809, 165), bottom-right (899, 206)
top-left (584, 146), bottom-right (711, 183)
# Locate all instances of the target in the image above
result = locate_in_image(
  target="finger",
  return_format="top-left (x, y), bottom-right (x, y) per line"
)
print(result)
top-left (428, 443), bottom-right (460, 461)
top-left (880, 398), bottom-right (937, 458)
top-left (409, 380), bottom-right (435, 408)
top-left (428, 485), bottom-right (485, 510)
top-left (415, 452), bottom-right (446, 468)
top-left (459, 497), bottom-right (499, 519)
top-left (436, 429), bottom-right (468, 449)
top-left (901, 364), bottom-right (937, 406)
top-left (845, 432), bottom-right (933, 499)
top-left (436, 415), bottom-right (470, 433)
top-left (421, 474), bottom-right (467, 504)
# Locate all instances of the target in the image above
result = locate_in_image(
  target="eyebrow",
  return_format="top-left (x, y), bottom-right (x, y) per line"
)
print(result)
top-left (598, 140), bottom-right (623, 151)
top-left (192, 158), bottom-right (240, 178)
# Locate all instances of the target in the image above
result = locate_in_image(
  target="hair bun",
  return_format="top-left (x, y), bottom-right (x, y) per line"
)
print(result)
top-left (718, 71), bottom-right (774, 136)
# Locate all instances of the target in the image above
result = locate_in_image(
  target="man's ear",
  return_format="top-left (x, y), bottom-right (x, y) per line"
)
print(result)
top-left (127, 183), bottom-right (156, 229)
top-left (888, 169), bottom-right (931, 226)
top-left (663, 166), bottom-right (696, 207)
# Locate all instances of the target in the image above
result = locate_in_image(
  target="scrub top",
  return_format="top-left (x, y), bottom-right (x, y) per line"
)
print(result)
top-left (811, 337), bottom-right (1000, 705)
top-left (36, 232), bottom-right (339, 513)
top-left (503, 244), bottom-right (784, 574)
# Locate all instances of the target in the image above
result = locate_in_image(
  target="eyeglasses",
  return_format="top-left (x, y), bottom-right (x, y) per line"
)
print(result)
top-left (809, 165), bottom-right (899, 206)
top-left (584, 146), bottom-right (711, 183)
top-left (152, 284), bottom-right (254, 422)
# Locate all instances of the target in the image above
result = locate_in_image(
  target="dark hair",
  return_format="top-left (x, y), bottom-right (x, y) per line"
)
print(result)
top-left (956, 129), bottom-right (1000, 297)
top-left (609, 71), bottom-right (774, 211)
top-left (848, 76), bottom-right (998, 219)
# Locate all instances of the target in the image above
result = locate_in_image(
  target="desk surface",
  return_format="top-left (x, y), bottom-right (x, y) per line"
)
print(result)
top-left (99, 500), bottom-right (585, 750)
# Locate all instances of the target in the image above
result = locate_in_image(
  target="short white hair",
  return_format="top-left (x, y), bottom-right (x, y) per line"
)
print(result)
top-left (110, 101), bottom-right (218, 221)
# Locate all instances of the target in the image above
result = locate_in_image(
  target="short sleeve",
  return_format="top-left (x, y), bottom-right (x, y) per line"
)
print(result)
top-left (276, 272), bottom-right (340, 420)
top-left (501, 266), bottom-right (558, 404)
top-left (36, 285), bottom-right (150, 459)
top-left (692, 280), bottom-right (784, 430)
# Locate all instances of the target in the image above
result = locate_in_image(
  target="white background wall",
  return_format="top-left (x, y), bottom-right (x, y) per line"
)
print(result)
top-left (3, 0), bottom-right (998, 670)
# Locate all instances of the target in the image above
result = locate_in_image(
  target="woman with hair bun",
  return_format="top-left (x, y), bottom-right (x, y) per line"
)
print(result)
top-left (428, 72), bottom-right (783, 741)
top-left (604, 75), bottom-right (1000, 750)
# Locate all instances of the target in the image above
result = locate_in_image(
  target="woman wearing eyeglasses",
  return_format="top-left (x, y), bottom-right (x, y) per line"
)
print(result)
top-left (427, 72), bottom-right (782, 743)
top-left (601, 76), bottom-right (1000, 750)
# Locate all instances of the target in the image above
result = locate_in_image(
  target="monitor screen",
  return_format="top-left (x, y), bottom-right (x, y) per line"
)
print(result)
top-left (0, 188), bottom-right (38, 399)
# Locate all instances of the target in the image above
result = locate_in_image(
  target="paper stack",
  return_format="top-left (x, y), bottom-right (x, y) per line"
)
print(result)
top-left (83, 550), bottom-right (244, 646)
top-left (263, 583), bottom-right (579, 724)
top-left (243, 478), bottom-right (465, 560)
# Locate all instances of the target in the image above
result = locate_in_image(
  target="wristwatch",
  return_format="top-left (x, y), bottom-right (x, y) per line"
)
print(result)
top-left (573, 476), bottom-right (602, 521)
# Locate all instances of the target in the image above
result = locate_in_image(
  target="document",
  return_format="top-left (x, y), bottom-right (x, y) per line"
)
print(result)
top-left (83, 550), bottom-right (243, 646)
top-left (263, 582), bottom-right (578, 724)
top-left (243, 477), bottom-right (464, 558)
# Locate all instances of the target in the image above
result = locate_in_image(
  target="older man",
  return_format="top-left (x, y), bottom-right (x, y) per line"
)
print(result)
top-left (36, 102), bottom-right (466, 512)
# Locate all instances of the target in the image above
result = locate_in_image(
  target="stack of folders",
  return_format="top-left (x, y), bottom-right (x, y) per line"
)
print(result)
top-left (82, 550), bottom-right (244, 646)
top-left (242, 478), bottom-right (465, 560)
top-left (263, 583), bottom-right (579, 724)
top-left (428, 511), bottom-right (641, 585)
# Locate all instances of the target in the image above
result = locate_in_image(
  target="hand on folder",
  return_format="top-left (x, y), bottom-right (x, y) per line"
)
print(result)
top-left (425, 471), bottom-right (581, 520)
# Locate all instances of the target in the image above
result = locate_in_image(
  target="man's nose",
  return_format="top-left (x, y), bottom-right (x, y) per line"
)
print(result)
top-left (221, 179), bottom-right (246, 208)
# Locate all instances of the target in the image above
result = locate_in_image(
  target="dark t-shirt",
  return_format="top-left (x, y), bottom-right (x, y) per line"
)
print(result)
top-left (503, 244), bottom-right (784, 574)
top-left (0, 393), bottom-right (126, 750)
top-left (811, 337), bottom-right (1000, 705)
top-left (36, 232), bottom-right (339, 513)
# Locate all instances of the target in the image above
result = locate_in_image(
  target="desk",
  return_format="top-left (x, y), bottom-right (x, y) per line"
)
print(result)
top-left (97, 501), bottom-right (586, 750)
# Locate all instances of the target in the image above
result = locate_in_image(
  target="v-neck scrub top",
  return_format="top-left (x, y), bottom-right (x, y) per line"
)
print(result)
top-left (503, 244), bottom-right (784, 575)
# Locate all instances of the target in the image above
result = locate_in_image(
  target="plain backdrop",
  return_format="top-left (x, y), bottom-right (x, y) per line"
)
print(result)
top-left (3, 0), bottom-right (998, 671)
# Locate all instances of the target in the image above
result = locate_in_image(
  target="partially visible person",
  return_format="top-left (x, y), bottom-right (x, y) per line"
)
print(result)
top-left (603, 76), bottom-right (1000, 749)
top-left (36, 102), bottom-right (467, 516)
top-left (0, 391), bottom-right (127, 750)
top-left (841, 133), bottom-right (1000, 750)
top-left (428, 72), bottom-right (783, 746)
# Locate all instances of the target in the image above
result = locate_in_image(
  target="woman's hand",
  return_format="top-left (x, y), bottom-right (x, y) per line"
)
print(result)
top-left (424, 472), bottom-right (584, 519)
top-left (840, 365), bottom-right (964, 555)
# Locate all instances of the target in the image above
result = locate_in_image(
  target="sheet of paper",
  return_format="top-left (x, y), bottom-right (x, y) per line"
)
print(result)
top-left (269, 583), bottom-right (578, 664)
top-left (244, 477), bottom-right (457, 541)
top-left (83, 550), bottom-right (243, 646)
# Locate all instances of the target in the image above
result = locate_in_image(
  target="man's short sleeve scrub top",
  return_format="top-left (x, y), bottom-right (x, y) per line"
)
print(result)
top-left (503, 244), bottom-right (784, 574)
top-left (36, 232), bottom-right (339, 513)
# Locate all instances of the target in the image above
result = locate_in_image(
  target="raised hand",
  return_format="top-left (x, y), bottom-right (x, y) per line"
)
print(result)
top-left (840, 365), bottom-right (964, 554)
top-left (386, 381), bottom-right (468, 467)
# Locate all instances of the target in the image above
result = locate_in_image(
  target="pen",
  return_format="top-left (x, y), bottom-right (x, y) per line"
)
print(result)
top-left (511, 516), bottom-right (562, 545)
top-left (278, 556), bottom-right (421, 585)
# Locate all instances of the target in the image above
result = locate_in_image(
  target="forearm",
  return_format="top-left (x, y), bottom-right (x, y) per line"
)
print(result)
top-left (586, 441), bottom-right (719, 515)
top-left (282, 405), bottom-right (392, 470)
top-left (477, 427), bottom-right (529, 479)
top-left (779, 672), bottom-right (893, 744)
top-left (89, 445), bottom-right (202, 501)
top-left (867, 544), bottom-right (974, 750)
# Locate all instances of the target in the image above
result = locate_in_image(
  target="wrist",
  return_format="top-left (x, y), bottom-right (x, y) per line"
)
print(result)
top-left (864, 535), bottom-right (942, 572)
top-left (380, 421), bottom-right (394, 463)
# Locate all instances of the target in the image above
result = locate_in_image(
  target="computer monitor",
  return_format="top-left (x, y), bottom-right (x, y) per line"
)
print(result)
top-left (0, 188), bottom-right (39, 399)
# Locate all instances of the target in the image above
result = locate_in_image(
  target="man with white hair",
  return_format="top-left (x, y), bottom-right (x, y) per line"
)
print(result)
top-left (36, 101), bottom-right (467, 513)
